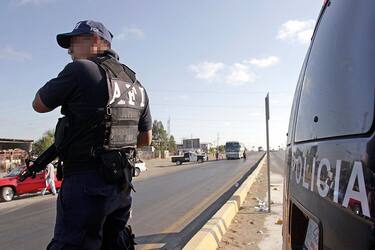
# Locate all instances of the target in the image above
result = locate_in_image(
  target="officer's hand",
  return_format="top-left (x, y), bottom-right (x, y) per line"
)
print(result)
top-left (19, 168), bottom-right (32, 182)
top-left (18, 164), bottom-right (36, 182)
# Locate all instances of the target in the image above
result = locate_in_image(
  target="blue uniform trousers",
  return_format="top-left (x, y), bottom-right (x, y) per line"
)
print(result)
top-left (46, 171), bottom-right (133, 250)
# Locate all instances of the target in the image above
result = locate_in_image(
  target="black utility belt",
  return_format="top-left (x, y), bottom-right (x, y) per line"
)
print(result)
top-left (62, 160), bottom-right (100, 176)
top-left (61, 149), bottom-right (136, 191)
top-left (63, 168), bottom-right (97, 177)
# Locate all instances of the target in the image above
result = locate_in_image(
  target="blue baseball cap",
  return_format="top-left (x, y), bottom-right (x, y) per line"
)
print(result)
top-left (56, 20), bottom-right (113, 49)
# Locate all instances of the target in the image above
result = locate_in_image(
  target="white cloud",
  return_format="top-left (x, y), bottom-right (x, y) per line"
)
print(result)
top-left (189, 61), bottom-right (256, 85)
top-left (116, 27), bottom-right (145, 40)
top-left (13, 0), bottom-right (55, 6)
top-left (225, 63), bottom-right (256, 85)
top-left (0, 47), bottom-right (32, 61)
top-left (245, 56), bottom-right (280, 68)
top-left (189, 61), bottom-right (225, 80)
top-left (277, 20), bottom-right (315, 45)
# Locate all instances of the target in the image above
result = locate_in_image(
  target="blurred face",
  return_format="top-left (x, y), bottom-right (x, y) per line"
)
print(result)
top-left (69, 34), bottom-right (98, 60)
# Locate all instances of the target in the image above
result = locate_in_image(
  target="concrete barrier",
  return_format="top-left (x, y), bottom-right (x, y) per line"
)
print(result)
top-left (183, 155), bottom-right (267, 250)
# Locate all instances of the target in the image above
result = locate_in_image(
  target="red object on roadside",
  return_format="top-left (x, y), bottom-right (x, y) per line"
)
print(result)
top-left (0, 165), bottom-right (62, 201)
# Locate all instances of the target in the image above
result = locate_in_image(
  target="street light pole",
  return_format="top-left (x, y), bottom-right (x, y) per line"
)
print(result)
top-left (265, 93), bottom-right (271, 213)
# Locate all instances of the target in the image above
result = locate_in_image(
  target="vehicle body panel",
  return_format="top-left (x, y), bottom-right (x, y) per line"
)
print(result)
top-left (0, 166), bottom-right (62, 198)
top-left (134, 160), bottom-right (147, 172)
top-left (287, 138), bottom-right (375, 249)
top-left (171, 152), bottom-right (207, 164)
top-left (283, 0), bottom-right (375, 249)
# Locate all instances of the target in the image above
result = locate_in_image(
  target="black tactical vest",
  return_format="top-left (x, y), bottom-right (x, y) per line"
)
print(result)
top-left (55, 54), bottom-right (144, 168)
top-left (94, 55), bottom-right (144, 149)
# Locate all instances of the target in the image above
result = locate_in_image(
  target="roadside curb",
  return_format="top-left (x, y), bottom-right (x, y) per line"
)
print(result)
top-left (183, 154), bottom-right (267, 250)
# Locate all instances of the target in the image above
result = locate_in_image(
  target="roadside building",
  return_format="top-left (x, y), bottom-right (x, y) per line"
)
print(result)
top-left (183, 138), bottom-right (200, 150)
top-left (175, 138), bottom-right (212, 154)
top-left (200, 142), bottom-right (212, 153)
top-left (176, 144), bottom-right (183, 151)
top-left (0, 138), bottom-right (33, 174)
top-left (137, 145), bottom-right (155, 160)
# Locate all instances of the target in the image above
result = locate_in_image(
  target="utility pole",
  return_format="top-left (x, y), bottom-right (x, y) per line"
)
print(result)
top-left (167, 116), bottom-right (171, 136)
top-left (265, 93), bottom-right (271, 213)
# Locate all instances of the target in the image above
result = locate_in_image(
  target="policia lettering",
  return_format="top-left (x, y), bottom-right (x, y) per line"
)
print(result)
top-left (292, 156), bottom-right (370, 217)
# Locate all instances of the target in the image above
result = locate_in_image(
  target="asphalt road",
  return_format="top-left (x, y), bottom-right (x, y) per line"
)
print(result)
top-left (0, 152), bottom-right (264, 250)
top-left (269, 150), bottom-right (285, 175)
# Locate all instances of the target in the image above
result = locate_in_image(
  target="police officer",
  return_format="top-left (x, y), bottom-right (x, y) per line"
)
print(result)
top-left (32, 20), bottom-right (152, 249)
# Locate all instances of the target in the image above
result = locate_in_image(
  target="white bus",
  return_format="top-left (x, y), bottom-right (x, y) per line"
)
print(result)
top-left (225, 141), bottom-right (245, 160)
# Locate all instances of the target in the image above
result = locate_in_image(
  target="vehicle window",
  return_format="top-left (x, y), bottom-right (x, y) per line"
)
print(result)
top-left (295, 0), bottom-right (375, 142)
top-left (225, 142), bottom-right (240, 151)
top-left (287, 54), bottom-right (309, 145)
top-left (5, 166), bottom-right (24, 177)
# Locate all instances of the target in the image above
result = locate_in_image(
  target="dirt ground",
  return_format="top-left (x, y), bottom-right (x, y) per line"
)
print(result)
top-left (218, 163), bottom-right (284, 250)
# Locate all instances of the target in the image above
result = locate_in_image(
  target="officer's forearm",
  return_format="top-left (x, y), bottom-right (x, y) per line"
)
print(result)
top-left (137, 130), bottom-right (152, 147)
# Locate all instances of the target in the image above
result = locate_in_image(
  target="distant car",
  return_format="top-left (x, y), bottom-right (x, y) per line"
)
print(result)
top-left (133, 160), bottom-right (147, 177)
top-left (0, 165), bottom-right (62, 202)
top-left (200, 153), bottom-right (209, 162)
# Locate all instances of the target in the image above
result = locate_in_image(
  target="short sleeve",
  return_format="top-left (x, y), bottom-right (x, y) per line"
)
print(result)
top-left (38, 63), bottom-right (78, 110)
top-left (138, 89), bottom-right (152, 132)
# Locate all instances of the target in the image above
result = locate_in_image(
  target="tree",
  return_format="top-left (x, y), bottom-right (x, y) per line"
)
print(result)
top-left (168, 135), bottom-right (177, 153)
top-left (208, 147), bottom-right (216, 155)
top-left (151, 120), bottom-right (169, 151)
top-left (32, 130), bottom-right (54, 156)
top-left (217, 145), bottom-right (225, 153)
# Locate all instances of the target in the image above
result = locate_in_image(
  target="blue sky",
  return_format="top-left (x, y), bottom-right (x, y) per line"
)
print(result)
top-left (0, 0), bottom-right (322, 149)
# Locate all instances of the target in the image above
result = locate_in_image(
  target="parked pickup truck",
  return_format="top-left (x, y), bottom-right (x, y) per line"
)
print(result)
top-left (0, 165), bottom-right (62, 202)
top-left (171, 152), bottom-right (208, 165)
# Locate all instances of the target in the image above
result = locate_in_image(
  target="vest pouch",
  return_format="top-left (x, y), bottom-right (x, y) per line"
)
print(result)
top-left (98, 151), bottom-right (125, 184)
top-left (123, 149), bottom-right (135, 184)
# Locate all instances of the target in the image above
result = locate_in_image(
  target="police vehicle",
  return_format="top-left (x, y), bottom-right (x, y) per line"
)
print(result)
top-left (171, 152), bottom-right (208, 165)
top-left (283, 0), bottom-right (375, 249)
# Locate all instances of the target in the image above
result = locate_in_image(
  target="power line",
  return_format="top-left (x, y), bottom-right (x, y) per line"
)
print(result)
top-left (151, 103), bottom-right (288, 109)
top-left (148, 89), bottom-right (289, 95)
